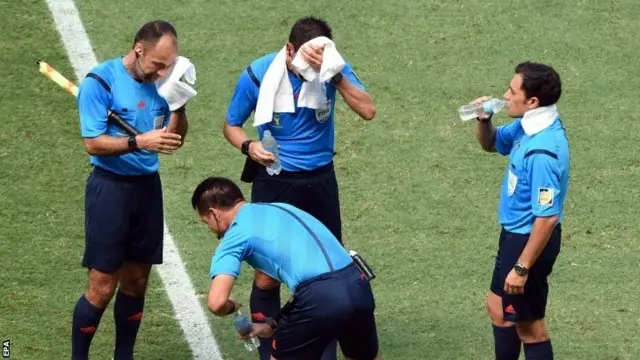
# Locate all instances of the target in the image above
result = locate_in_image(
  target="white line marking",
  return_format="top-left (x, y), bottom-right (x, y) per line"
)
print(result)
top-left (44, 1), bottom-right (222, 358)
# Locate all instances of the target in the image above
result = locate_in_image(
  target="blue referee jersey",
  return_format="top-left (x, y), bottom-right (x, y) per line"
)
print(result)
top-left (209, 202), bottom-right (353, 293)
top-left (495, 116), bottom-right (570, 234)
top-left (225, 52), bottom-right (366, 171)
top-left (77, 57), bottom-right (172, 176)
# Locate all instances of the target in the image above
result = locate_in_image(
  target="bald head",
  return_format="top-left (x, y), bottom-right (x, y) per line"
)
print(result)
top-left (133, 20), bottom-right (177, 49)
top-left (131, 20), bottom-right (179, 82)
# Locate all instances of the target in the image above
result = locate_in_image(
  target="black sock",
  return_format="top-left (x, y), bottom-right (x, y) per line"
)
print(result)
top-left (492, 324), bottom-right (521, 360)
top-left (524, 339), bottom-right (553, 360)
top-left (72, 295), bottom-right (105, 360)
top-left (250, 280), bottom-right (281, 360)
top-left (113, 290), bottom-right (145, 360)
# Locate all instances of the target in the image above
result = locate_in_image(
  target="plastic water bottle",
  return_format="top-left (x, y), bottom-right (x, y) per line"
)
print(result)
top-left (261, 130), bottom-right (281, 175)
top-left (234, 311), bottom-right (260, 352)
top-left (458, 98), bottom-right (506, 122)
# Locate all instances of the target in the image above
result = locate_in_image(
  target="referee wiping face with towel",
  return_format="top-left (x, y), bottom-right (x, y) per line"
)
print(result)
top-left (222, 16), bottom-right (376, 360)
top-left (473, 62), bottom-right (569, 360)
top-left (71, 20), bottom-right (194, 360)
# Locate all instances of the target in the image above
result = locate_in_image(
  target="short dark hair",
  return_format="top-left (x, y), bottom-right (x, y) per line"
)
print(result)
top-left (191, 177), bottom-right (245, 213)
top-left (132, 20), bottom-right (178, 48)
top-left (288, 16), bottom-right (333, 51)
top-left (515, 61), bottom-right (562, 107)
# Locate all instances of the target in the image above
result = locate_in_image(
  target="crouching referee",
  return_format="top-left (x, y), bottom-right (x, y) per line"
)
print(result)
top-left (191, 177), bottom-right (380, 360)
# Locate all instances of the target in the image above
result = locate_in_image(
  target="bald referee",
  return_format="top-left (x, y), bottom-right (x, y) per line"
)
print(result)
top-left (473, 62), bottom-right (569, 360)
top-left (71, 20), bottom-right (195, 360)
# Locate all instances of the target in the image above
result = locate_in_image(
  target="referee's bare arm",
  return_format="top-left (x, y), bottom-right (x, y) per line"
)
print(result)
top-left (473, 95), bottom-right (496, 152)
top-left (223, 122), bottom-right (249, 151)
top-left (84, 135), bottom-right (132, 156)
top-left (223, 122), bottom-right (275, 165)
top-left (333, 76), bottom-right (376, 120)
top-left (166, 106), bottom-right (188, 143)
top-left (79, 76), bottom-right (182, 156)
top-left (84, 130), bottom-right (182, 156)
top-left (517, 215), bottom-right (558, 269)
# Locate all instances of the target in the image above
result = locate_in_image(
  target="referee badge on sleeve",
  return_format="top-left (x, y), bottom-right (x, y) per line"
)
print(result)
top-left (537, 188), bottom-right (555, 207)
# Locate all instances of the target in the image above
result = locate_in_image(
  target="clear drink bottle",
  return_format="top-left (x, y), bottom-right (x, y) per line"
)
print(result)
top-left (261, 130), bottom-right (281, 175)
top-left (458, 98), bottom-right (506, 121)
top-left (234, 311), bottom-right (260, 351)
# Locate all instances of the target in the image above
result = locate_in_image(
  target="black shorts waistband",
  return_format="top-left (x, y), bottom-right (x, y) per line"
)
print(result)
top-left (256, 161), bottom-right (335, 180)
top-left (501, 223), bottom-right (562, 238)
top-left (91, 166), bottom-right (159, 183)
top-left (296, 261), bottom-right (357, 292)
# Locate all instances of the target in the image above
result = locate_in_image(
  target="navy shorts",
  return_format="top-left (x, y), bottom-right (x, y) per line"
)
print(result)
top-left (272, 262), bottom-right (378, 360)
top-left (251, 161), bottom-right (342, 243)
top-left (82, 166), bottom-right (164, 272)
top-left (490, 225), bottom-right (562, 322)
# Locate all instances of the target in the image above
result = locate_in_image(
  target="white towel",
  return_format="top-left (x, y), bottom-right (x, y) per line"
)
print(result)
top-left (521, 105), bottom-right (559, 135)
top-left (253, 37), bottom-right (345, 127)
top-left (254, 47), bottom-right (295, 126)
top-left (292, 36), bottom-right (345, 83)
top-left (155, 56), bottom-right (197, 111)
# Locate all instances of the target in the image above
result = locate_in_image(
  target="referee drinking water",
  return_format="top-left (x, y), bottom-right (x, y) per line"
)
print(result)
top-left (191, 177), bottom-right (380, 360)
top-left (472, 61), bottom-right (569, 360)
top-left (71, 20), bottom-right (195, 359)
top-left (222, 16), bottom-right (375, 360)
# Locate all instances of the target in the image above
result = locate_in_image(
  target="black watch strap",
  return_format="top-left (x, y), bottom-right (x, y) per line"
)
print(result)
top-left (265, 317), bottom-right (278, 330)
top-left (241, 140), bottom-right (252, 155)
top-left (128, 136), bottom-right (139, 151)
top-left (224, 300), bottom-right (237, 316)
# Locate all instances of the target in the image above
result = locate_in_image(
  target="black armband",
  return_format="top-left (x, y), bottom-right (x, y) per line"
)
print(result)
top-left (329, 72), bottom-right (344, 86)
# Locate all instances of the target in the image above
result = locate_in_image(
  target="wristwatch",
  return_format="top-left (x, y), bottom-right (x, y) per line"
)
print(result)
top-left (265, 317), bottom-right (278, 330)
top-left (329, 72), bottom-right (344, 86)
top-left (514, 263), bottom-right (529, 276)
top-left (128, 135), bottom-right (139, 151)
top-left (241, 140), bottom-right (253, 155)
top-left (225, 299), bottom-right (238, 316)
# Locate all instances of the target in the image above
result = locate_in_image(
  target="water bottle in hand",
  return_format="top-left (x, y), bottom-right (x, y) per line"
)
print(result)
top-left (458, 98), bottom-right (506, 122)
top-left (261, 130), bottom-right (281, 176)
top-left (234, 311), bottom-right (260, 351)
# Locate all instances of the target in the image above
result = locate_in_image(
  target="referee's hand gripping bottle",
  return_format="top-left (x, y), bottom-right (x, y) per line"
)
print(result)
top-left (234, 311), bottom-right (260, 351)
top-left (261, 130), bottom-right (282, 176)
top-left (458, 98), bottom-right (506, 121)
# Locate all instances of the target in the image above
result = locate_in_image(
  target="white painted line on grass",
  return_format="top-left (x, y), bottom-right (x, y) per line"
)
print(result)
top-left (44, 1), bottom-right (222, 358)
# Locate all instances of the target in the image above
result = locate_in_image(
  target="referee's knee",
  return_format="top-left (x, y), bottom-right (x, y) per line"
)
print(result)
top-left (516, 320), bottom-right (549, 343)
top-left (86, 268), bottom-right (118, 309)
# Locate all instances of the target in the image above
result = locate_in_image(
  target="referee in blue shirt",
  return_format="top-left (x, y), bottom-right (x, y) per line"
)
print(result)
top-left (191, 177), bottom-right (380, 360)
top-left (473, 62), bottom-right (569, 360)
top-left (222, 16), bottom-right (375, 360)
top-left (71, 21), bottom-right (191, 360)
